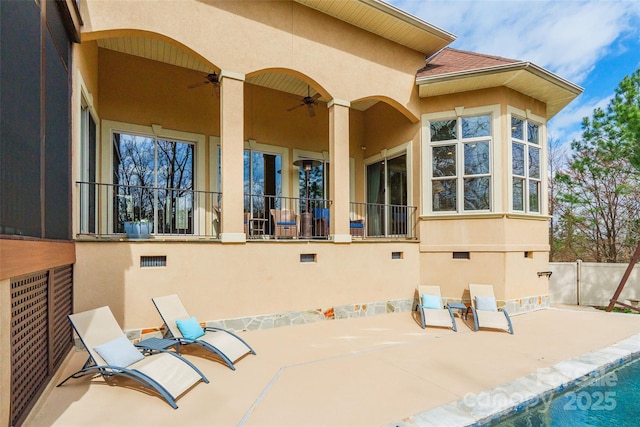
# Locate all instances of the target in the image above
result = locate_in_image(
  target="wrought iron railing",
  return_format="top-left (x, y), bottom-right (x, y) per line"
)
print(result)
top-left (350, 202), bottom-right (418, 239)
top-left (76, 182), bottom-right (221, 238)
top-left (76, 182), bottom-right (416, 240)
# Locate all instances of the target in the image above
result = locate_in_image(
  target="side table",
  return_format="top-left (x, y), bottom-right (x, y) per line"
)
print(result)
top-left (447, 302), bottom-right (470, 320)
top-left (135, 337), bottom-right (179, 355)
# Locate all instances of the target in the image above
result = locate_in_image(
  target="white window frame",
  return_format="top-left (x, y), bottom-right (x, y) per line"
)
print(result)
top-left (422, 105), bottom-right (500, 215)
top-left (102, 120), bottom-right (206, 234)
top-left (364, 142), bottom-right (413, 208)
top-left (508, 107), bottom-right (546, 215)
top-left (77, 81), bottom-right (99, 235)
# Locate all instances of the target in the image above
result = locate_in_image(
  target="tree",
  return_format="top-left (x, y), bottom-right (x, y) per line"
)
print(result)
top-left (554, 68), bottom-right (640, 263)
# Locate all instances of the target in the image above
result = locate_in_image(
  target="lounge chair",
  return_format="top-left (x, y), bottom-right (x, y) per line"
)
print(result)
top-left (152, 294), bottom-right (256, 370)
top-left (468, 284), bottom-right (514, 334)
top-left (416, 285), bottom-right (457, 331)
top-left (57, 306), bottom-right (208, 409)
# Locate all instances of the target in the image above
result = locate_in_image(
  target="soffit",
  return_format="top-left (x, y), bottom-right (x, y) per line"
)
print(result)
top-left (295, 0), bottom-right (455, 55)
top-left (96, 37), bottom-right (377, 111)
top-left (417, 64), bottom-right (583, 119)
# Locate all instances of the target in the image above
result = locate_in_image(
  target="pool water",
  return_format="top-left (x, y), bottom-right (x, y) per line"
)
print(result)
top-left (495, 357), bottom-right (640, 426)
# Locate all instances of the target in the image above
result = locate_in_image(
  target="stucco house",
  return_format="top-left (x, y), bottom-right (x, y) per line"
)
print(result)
top-left (0, 0), bottom-right (582, 425)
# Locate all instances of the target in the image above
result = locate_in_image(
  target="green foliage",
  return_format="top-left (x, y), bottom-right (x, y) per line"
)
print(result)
top-left (552, 68), bottom-right (640, 262)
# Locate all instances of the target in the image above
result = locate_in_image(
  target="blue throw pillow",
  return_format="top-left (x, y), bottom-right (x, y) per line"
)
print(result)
top-left (475, 296), bottom-right (498, 311)
top-left (94, 335), bottom-right (144, 367)
top-left (421, 293), bottom-right (442, 310)
top-left (176, 317), bottom-right (205, 340)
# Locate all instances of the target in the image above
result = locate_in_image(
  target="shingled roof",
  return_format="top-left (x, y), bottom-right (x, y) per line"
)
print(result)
top-left (417, 48), bottom-right (519, 78)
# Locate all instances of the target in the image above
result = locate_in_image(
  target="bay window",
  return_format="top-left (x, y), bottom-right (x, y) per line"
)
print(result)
top-left (429, 114), bottom-right (492, 213)
top-left (511, 116), bottom-right (541, 213)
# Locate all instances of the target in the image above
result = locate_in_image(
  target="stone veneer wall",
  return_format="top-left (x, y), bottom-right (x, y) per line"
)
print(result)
top-left (110, 294), bottom-right (550, 344)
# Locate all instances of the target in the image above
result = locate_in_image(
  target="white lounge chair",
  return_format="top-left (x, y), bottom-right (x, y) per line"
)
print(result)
top-left (468, 284), bottom-right (514, 334)
top-left (416, 285), bottom-right (457, 331)
top-left (57, 306), bottom-right (208, 409)
top-left (152, 294), bottom-right (256, 370)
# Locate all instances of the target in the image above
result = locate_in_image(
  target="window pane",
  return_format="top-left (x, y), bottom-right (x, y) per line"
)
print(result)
top-left (430, 120), bottom-right (456, 141)
top-left (462, 115), bottom-right (490, 138)
top-left (113, 133), bottom-right (155, 230)
top-left (464, 177), bottom-right (490, 210)
top-left (529, 181), bottom-right (540, 212)
top-left (511, 117), bottom-right (523, 140)
top-left (464, 141), bottom-right (489, 175)
top-left (528, 122), bottom-right (539, 144)
top-left (388, 154), bottom-right (407, 206)
top-left (432, 145), bottom-right (456, 177)
top-left (157, 139), bottom-right (194, 233)
top-left (512, 142), bottom-right (525, 176)
top-left (513, 178), bottom-right (524, 211)
top-left (432, 179), bottom-right (456, 211)
top-left (529, 147), bottom-right (540, 179)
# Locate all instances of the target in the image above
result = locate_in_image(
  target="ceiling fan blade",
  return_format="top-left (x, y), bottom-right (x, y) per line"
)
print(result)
top-left (308, 104), bottom-right (315, 117)
top-left (188, 81), bottom-right (210, 89)
top-left (287, 103), bottom-right (305, 112)
top-left (311, 93), bottom-right (322, 101)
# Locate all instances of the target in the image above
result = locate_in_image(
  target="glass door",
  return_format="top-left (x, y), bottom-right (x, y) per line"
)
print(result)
top-left (366, 153), bottom-right (407, 237)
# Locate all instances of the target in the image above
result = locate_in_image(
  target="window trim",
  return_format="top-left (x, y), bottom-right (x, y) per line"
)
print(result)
top-left (507, 107), bottom-right (547, 215)
top-left (101, 120), bottom-right (205, 234)
top-left (422, 105), bottom-right (500, 215)
top-left (364, 142), bottom-right (413, 208)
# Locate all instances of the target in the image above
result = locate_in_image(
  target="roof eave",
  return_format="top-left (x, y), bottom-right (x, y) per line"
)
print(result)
top-left (357, 0), bottom-right (456, 44)
top-left (416, 62), bottom-right (584, 119)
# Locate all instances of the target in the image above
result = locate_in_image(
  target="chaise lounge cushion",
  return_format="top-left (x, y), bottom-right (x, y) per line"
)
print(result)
top-left (475, 296), bottom-right (498, 311)
top-left (421, 294), bottom-right (442, 310)
top-left (94, 335), bottom-right (145, 367)
top-left (176, 317), bottom-right (205, 340)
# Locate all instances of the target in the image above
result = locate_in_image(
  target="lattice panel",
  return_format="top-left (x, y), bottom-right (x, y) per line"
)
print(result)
top-left (51, 265), bottom-right (73, 369)
top-left (11, 271), bottom-right (49, 426)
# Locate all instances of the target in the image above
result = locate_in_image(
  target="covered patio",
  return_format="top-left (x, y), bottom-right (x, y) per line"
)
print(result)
top-left (26, 306), bottom-right (640, 426)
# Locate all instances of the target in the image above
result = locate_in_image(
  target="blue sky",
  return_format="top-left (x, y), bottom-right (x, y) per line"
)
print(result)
top-left (389, 0), bottom-right (640, 146)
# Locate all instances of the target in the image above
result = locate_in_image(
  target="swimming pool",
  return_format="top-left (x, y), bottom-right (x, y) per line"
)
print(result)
top-left (495, 357), bottom-right (640, 426)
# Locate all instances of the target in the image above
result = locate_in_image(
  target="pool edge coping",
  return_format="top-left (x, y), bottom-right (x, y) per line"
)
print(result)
top-left (387, 332), bottom-right (640, 427)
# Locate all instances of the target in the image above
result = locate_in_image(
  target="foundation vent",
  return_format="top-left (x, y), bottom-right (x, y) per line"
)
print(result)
top-left (140, 256), bottom-right (167, 268)
top-left (391, 251), bottom-right (403, 260)
top-left (300, 253), bottom-right (316, 263)
top-left (453, 252), bottom-right (470, 260)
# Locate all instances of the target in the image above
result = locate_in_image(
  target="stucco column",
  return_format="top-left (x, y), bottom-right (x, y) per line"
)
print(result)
top-left (219, 70), bottom-right (246, 243)
top-left (328, 99), bottom-right (351, 243)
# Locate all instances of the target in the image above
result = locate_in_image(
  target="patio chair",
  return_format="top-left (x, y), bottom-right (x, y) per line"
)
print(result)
top-left (152, 294), bottom-right (256, 370)
top-left (270, 208), bottom-right (298, 238)
top-left (349, 219), bottom-right (365, 237)
top-left (313, 207), bottom-right (330, 237)
top-left (416, 285), bottom-right (457, 331)
top-left (57, 306), bottom-right (208, 409)
top-left (468, 284), bottom-right (514, 334)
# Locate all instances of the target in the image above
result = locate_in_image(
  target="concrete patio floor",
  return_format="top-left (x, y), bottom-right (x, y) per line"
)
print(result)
top-left (25, 306), bottom-right (640, 426)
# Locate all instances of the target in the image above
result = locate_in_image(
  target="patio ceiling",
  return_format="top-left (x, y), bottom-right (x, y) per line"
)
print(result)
top-left (96, 36), bottom-right (378, 112)
top-left (94, 0), bottom-right (456, 114)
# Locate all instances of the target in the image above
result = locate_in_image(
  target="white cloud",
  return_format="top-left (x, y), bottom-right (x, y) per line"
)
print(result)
top-left (390, 0), bottom-right (640, 148)
top-left (392, 0), bottom-right (638, 84)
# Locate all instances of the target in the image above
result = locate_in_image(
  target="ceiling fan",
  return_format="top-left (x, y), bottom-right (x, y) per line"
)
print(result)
top-left (288, 86), bottom-right (321, 117)
top-left (188, 72), bottom-right (220, 96)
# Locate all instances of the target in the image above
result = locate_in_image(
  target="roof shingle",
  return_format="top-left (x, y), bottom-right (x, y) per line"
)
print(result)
top-left (416, 48), bottom-right (520, 78)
